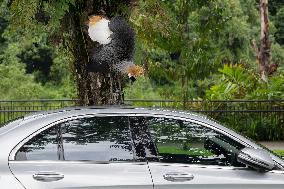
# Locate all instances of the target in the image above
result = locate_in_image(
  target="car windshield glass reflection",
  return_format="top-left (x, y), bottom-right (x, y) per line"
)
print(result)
top-left (148, 117), bottom-right (245, 166)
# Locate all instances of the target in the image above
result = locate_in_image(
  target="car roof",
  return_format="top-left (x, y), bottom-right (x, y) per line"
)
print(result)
top-left (22, 106), bottom-right (215, 124)
top-left (0, 106), bottom-right (213, 135)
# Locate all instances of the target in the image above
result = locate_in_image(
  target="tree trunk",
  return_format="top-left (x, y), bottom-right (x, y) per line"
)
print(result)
top-left (68, 0), bottom-right (131, 106)
top-left (259, 0), bottom-right (271, 82)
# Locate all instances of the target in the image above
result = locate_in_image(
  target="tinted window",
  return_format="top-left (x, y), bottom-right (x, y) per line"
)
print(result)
top-left (129, 117), bottom-right (157, 160)
top-left (61, 117), bottom-right (133, 161)
top-left (148, 117), bottom-right (245, 166)
top-left (15, 126), bottom-right (59, 160)
top-left (15, 116), bottom-right (134, 162)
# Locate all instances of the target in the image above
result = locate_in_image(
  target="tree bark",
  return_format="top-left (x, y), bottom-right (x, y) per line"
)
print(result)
top-left (259, 0), bottom-right (271, 82)
top-left (68, 0), bottom-right (131, 106)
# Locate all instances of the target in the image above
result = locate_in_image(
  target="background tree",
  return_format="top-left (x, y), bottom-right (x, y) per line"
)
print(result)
top-left (258, 0), bottom-right (271, 82)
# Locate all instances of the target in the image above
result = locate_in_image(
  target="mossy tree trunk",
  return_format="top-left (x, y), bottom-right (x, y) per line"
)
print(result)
top-left (259, 0), bottom-right (271, 82)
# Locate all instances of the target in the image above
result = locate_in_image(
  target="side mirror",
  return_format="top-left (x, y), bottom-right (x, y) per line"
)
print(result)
top-left (237, 147), bottom-right (275, 171)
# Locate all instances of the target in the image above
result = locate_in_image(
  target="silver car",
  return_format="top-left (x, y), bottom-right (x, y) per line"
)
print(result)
top-left (0, 107), bottom-right (284, 189)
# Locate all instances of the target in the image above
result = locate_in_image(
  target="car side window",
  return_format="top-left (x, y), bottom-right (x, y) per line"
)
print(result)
top-left (15, 116), bottom-right (134, 162)
top-left (15, 126), bottom-right (59, 160)
top-left (129, 116), bottom-right (157, 161)
top-left (147, 117), bottom-right (245, 167)
top-left (61, 116), bottom-right (133, 161)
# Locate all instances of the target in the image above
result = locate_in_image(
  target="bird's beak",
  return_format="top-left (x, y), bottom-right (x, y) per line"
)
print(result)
top-left (129, 76), bottom-right (136, 82)
top-left (128, 73), bottom-right (136, 83)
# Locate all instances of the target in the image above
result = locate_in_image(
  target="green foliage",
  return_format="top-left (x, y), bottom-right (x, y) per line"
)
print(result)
top-left (8, 0), bottom-right (75, 34)
top-left (0, 0), bottom-right (76, 99)
top-left (271, 43), bottom-right (284, 65)
top-left (124, 77), bottom-right (161, 100)
top-left (0, 63), bottom-right (44, 100)
top-left (206, 63), bottom-right (284, 100)
top-left (217, 111), bottom-right (284, 141)
top-left (205, 64), bottom-right (258, 100)
top-left (247, 69), bottom-right (284, 99)
top-left (42, 45), bottom-right (76, 99)
top-left (269, 0), bottom-right (284, 16)
top-left (18, 44), bottom-right (53, 84)
top-left (204, 62), bottom-right (284, 140)
top-left (0, 43), bottom-right (76, 99)
top-left (275, 7), bottom-right (284, 45)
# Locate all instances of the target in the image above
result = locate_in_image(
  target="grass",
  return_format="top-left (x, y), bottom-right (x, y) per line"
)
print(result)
top-left (157, 146), bottom-right (284, 158)
top-left (157, 146), bottom-right (214, 156)
top-left (273, 150), bottom-right (284, 157)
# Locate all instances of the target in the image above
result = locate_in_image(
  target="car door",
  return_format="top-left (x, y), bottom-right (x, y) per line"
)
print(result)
top-left (9, 115), bottom-right (153, 189)
top-left (141, 116), bottom-right (284, 189)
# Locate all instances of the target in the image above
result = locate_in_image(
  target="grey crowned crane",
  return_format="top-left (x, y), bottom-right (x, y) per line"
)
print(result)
top-left (86, 15), bottom-right (143, 82)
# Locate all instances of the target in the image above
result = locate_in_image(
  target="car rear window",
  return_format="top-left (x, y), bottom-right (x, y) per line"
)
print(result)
top-left (15, 116), bottom-right (134, 162)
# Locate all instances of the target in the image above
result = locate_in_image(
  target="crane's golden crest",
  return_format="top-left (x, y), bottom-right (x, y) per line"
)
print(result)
top-left (88, 15), bottom-right (105, 26)
top-left (127, 65), bottom-right (144, 77)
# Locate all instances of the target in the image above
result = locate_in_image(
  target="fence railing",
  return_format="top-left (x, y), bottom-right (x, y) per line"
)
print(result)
top-left (1, 99), bottom-right (284, 141)
top-left (0, 99), bottom-right (76, 125)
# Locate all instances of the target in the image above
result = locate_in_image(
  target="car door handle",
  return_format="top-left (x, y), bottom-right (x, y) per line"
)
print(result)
top-left (33, 171), bottom-right (64, 182)
top-left (163, 172), bottom-right (194, 182)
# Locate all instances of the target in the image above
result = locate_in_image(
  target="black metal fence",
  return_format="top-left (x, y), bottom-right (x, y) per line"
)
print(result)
top-left (1, 99), bottom-right (284, 141)
top-left (0, 99), bottom-right (76, 124)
